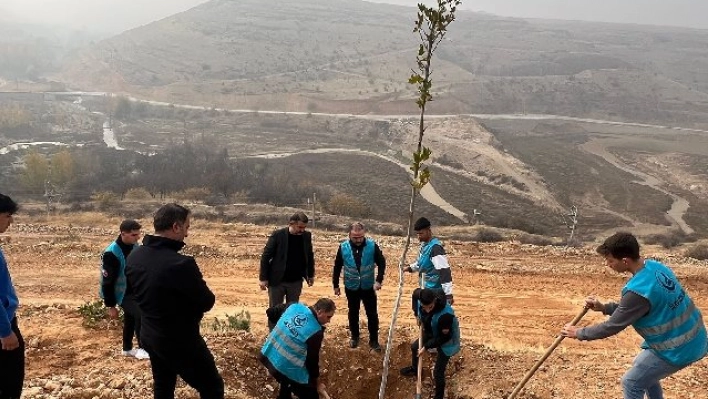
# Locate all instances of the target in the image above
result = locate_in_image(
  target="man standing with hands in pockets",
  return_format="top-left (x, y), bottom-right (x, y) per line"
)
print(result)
top-left (259, 212), bottom-right (315, 329)
top-left (332, 222), bottom-right (386, 351)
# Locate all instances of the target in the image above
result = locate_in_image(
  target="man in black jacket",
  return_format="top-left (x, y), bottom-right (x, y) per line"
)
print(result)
top-left (126, 204), bottom-right (224, 399)
top-left (259, 212), bottom-right (315, 328)
top-left (100, 219), bottom-right (148, 359)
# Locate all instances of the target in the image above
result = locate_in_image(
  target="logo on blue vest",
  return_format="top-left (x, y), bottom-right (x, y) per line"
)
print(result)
top-left (284, 313), bottom-right (308, 337)
top-left (655, 271), bottom-right (676, 292)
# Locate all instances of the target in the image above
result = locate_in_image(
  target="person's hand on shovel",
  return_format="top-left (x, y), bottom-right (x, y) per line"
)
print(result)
top-left (584, 296), bottom-right (606, 313)
top-left (418, 346), bottom-right (427, 357)
top-left (560, 324), bottom-right (580, 339)
top-left (317, 382), bottom-right (331, 399)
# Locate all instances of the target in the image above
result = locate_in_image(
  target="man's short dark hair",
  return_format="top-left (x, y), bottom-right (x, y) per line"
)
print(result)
top-left (0, 194), bottom-right (18, 215)
top-left (419, 288), bottom-right (438, 306)
top-left (119, 219), bottom-right (142, 232)
top-left (597, 232), bottom-right (640, 261)
top-left (313, 298), bottom-right (336, 313)
top-left (414, 217), bottom-right (431, 231)
top-left (153, 203), bottom-right (190, 232)
top-left (289, 212), bottom-right (309, 224)
top-left (349, 222), bottom-right (365, 232)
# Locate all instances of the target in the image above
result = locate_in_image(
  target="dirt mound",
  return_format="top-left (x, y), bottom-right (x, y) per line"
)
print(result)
top-left (22, 305), bottom-right (543, 399)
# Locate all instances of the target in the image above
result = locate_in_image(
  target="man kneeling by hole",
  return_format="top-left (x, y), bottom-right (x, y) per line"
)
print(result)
top-left (260, 298), bottom-right (336, 399)
top-left (400, 288), bottom-right (461, 399)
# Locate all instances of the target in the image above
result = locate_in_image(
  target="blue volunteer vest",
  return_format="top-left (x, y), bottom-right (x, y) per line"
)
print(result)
top-left (623, 259), bottom-right (707, 366)
top-left (418, 302), bottom-right (461, 357)
top-left (98, 241), bottom-right (134, 306)
top-left (417, 238), bottom-right (443, 290)
top-left (341, 239), bottom-right (376, 290)
top-left (261, 303), bottom-right (322, 384)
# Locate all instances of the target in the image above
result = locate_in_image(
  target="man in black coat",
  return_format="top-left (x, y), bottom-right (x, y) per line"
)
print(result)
top-left (126, 203), bottom-right (224, 399)
top-left (259, 212), bottom-right (315, 328)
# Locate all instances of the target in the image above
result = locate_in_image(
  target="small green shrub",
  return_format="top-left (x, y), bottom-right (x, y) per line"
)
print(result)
top-left (78, 300), bottom-right (122, 328)
top-left (210, 310), bottom-right (251, 332)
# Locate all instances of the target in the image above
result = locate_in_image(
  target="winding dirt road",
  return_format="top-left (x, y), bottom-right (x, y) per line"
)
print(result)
top-left (580, 139), bottom-right (694, 234)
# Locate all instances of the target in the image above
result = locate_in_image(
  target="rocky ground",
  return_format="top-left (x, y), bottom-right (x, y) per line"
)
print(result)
top-left (3, 212), bottom-right (708, 399)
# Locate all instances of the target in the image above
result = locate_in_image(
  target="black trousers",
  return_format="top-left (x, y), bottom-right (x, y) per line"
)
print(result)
top-left (0, 318), bottom-right (25, 399)
top-left (268, 281), bottom-right (303, 330)
top-left (410, 339), bottom-right (451, 399)
top-left (121, 296), bottom-right (142, 351)
top-left (345, 287), bottom-right (379, 343)
top-left (276, 379), bottom-right (319, 399)
top-left (144, 337), bottom-right (224, 399)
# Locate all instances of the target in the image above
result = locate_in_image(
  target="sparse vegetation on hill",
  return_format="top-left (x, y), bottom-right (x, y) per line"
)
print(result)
top-left (57, 0), bottom-right (708, 128)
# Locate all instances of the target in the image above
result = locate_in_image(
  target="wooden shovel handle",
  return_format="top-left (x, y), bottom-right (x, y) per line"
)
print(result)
top-left (507, 307), bottom-right (589, 399)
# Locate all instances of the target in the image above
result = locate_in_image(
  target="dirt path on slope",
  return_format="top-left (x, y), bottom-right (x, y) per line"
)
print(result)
top-left (580, 138), bottom-right (694, 235)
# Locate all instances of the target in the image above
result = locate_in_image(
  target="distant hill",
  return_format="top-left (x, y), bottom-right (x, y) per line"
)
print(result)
top-left (7, 0), bottom-right (708, 239)
top-left (60, 0), bottom-right (708, 128)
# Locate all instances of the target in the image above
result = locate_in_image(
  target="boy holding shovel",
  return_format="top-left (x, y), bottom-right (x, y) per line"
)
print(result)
top-left (400, 288), bottom-right (461, 399)
top-left (561, 232), bottom-right (707, 399)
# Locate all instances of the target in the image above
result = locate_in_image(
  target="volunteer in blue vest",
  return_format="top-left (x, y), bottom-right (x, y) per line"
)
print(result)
top-left (0, 193), bottom-right (24, 399)
top-left (100, 219), bottom-right (149, 360)
top-left (332, 222), bottom-right (386, 351)
top-left (405, 217), bottom-right (454, 304)
top-left (400, 288), bottom-right (461, 399)
top-left (561, 232), bottom-right (707, 399)
top-left (260, 298), bottom-right (336, 399)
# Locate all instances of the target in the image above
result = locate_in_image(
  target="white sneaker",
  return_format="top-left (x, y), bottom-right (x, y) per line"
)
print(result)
top-left (121, 349), bottom-right (138, 357)
top-left (134, 348), bottom-right (150, 360)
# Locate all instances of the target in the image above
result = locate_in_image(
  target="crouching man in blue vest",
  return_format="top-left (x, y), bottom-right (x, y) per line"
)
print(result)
top-left (400, 288), bottom-right (461, 399)
top-left (260, 298), bottom-right (336, 399)
top-left (100, 219), bottom-right (149, 360)
top-left (332, 222), bottom-right (386, 351)
top-left (562, 232), bottom-right (707, 399)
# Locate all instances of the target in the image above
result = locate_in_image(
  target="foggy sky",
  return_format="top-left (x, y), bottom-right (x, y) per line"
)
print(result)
top-left (2, 0), bottom-right (707, 34)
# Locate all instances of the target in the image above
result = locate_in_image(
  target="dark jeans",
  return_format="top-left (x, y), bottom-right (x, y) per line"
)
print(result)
top-left (268, 280), bottom-right (303, 330)
top-left (121, 296), bottom-right (142, 351)
top-left (410, 339), bottom-right (451, 399)
top-left (274, 375), bottom-right (319, 399)
top-left (144, 337), bottom-right (224, 399)
top-left (0, 318), bottom-right (25, 399)
top-left (345, 287), bottom-right (379, 343)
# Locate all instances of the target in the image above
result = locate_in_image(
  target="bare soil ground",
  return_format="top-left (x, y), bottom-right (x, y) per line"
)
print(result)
top-left (4, 213), bottom-right (708, 399)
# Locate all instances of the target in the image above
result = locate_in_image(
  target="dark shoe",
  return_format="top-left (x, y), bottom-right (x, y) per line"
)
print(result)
top-left (400, 365), bottom-right (417, 377)
top-left (349, 338), bottom-right (359, 348)
top-left (369, 341), bottom-right (382, 352)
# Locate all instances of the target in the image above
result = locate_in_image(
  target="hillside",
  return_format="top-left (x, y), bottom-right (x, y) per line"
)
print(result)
top-left (60, 0), bottom-right (708, 128)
